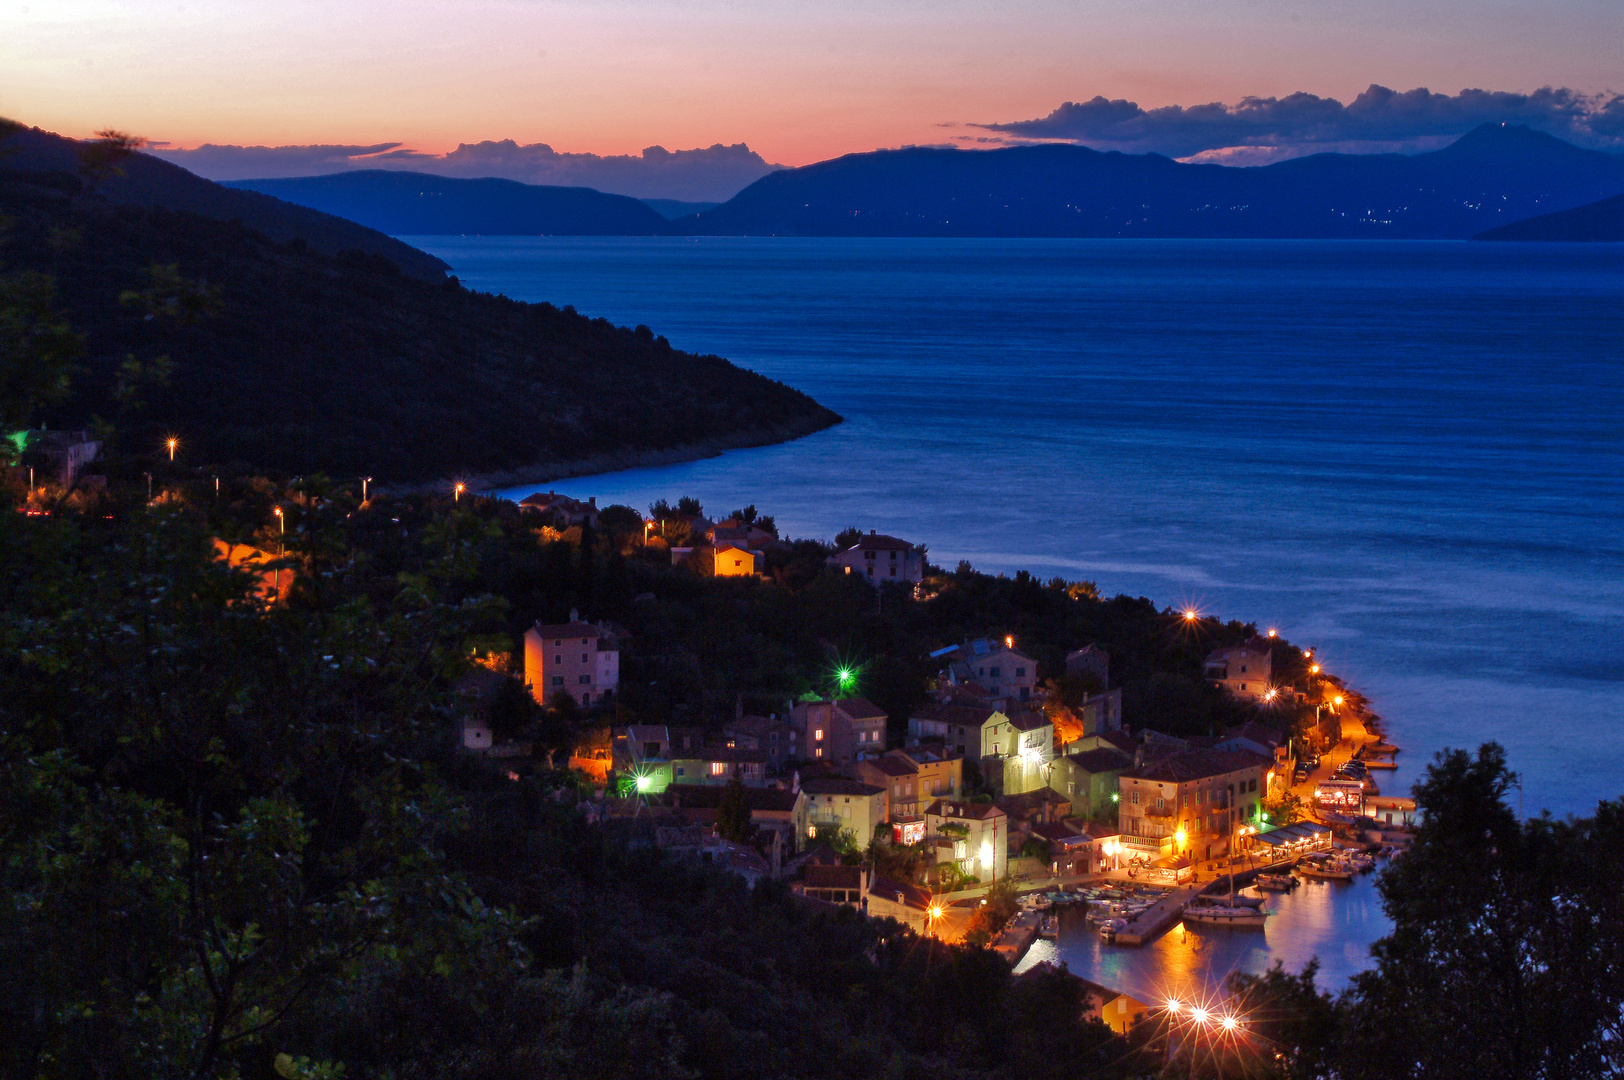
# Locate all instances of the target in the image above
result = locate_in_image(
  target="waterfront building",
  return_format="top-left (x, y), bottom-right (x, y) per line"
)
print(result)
top-left (671, 745), bottom-right (769, 787)
top-left (524, 611), bottom-right (620, 707)
top-left (987, 710), bottom-right (1056, 796)
top-left (1203, 637), bottom-right (1274, 700)
top-left (826, 530), bottom-right (925, 584)
top-left (795, 864), bottom-right (868, 908)
top-left (1117, 748), bottom-right (1270, 863)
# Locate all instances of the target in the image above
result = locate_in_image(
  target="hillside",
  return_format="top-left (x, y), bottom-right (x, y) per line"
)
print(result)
top-left (1, 124), bottom-right (450, 280)
top-left (1473, 191), bottom-right (1624, 241)
top-left (682, 124), bottom-right (1624, 239)
top-left (0, 165), bottom-right (840, 483)
top-left (227, 170), bottom-right (678, 236)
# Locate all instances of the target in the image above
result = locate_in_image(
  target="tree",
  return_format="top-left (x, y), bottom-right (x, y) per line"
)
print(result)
top-left (715, 773), bottom-right (751, 843)
top-left (0, 269), bottom-right (82, 431)
top-left (1261, 787), bottom-right (1306, 825)
top-left (675, 496), bottom-right (703, 518)
top-left (1338, 744), bottom-right (1624, 1080)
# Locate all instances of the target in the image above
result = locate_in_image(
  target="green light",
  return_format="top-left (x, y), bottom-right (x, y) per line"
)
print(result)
top-left (836, 667), bottom-right (855, 689)
top-left (635, 774), bottom-right (651, 792)
top-left (1111, 792), bottom-right (1120, 803)
top-left (1260, 812), bottom-right (1269, 823)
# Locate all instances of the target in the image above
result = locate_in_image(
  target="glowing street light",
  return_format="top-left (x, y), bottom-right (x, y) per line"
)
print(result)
top-left (1005, 635), bottom-right (1014, 650)
top-left (1182, 609), bottom-right (1199, 622)
top-left (362, 476), bottom-right (372, 502)
top-left (634, 774), bottom-right (652, 792)
top-left (165, 436), bottom-right (177, 461)
top-left (1333, 695), bottom-right (1345, 708)
top-left (1267, 628), bottom-right (1278, 638)
top-left (454, 482), bottom-right (465, 502)
top-left (835, 666), bottom-right (855, 690)
top-left (1310, 664), bottom-right (1320, 675)
top-left (1221, 1015), bottom-right (1239, 1032)
top-left (1166, 999), bottom-right (1183, 1014)
top-left (1191, 1006), bottom-right (1210, 1026)
top-left (1174, 826), bottom-right (1187, 851)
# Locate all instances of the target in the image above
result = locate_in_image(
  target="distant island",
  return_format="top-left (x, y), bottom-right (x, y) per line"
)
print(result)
top-left (0, 124), bottom-right (841, 484)
top-left (220, 124), bottom-right (1624, 241)
top-left (1473, 192), bottom-right (1624, 242)
top-left (226, 170), bottom-right (674, 237)
top-left (680, 124), bottom-right (1624, 240)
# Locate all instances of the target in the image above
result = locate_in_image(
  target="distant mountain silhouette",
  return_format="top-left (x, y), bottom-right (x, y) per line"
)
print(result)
top-left (227, 172), bottom-right (676, 236)
top-left (0, 156), bottom-right (839, 482)
top-left (642, 198), bottom-right (721, 219)
top-left (0, 125), bottom-right (449, 280)
top-left (682, 124), bottom-right (1624, 239)
top-left (1473, 192), bottom-right (1624, 242)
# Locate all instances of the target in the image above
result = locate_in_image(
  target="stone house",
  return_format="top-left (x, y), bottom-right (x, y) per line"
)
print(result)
top-left (826, 531), bottom-right (925, 584)
top-left (1117, 748), bottom-right (1271, 863)
top-left (1203, 637), bottom-right (1274, 700)
top-left (801, 775), bottom-right (888, 846)
top-left (797, 864), bottom-right (868, 908)
top-left (925, 799), bottom-right (1008, 883)
top-left (791, 697), bottom-right (888, 763)
top-left (524, 611), bottom-right (620, 708)
top-left (1051, 746), bottom-right (1133, 818)
top-left (854, 748), bottom-right (962, 821)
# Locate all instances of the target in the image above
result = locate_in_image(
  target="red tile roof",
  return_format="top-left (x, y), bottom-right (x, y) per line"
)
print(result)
top-left (839, 533), bottom-right (916, 553)
top-left (1123, 748), bottom-right (1271, 784)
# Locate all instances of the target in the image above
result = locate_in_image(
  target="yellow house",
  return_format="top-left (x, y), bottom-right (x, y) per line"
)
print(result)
top-left (714, 543), bottom-right (756, 577)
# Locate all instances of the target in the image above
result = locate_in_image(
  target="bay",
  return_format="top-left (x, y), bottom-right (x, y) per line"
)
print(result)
top-left (410, 235), bottom-right (1623, 985)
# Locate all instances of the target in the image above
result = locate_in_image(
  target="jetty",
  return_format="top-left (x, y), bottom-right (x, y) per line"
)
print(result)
top-left (1112, 856), bottom-right (1306, 946)
top-left (993, 908), bottom-right (1043, 964)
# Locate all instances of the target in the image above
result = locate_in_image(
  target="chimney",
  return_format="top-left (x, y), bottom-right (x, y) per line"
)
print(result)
top-left (589, 496), bottom-right (596, 507)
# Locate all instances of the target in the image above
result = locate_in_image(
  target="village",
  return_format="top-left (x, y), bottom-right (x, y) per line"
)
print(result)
top-left (453, 491), bottom-right (1418, 1028)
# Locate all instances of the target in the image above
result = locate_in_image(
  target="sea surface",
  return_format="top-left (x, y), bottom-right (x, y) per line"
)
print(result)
top-left (410, 235), bottom-right (1622, 987)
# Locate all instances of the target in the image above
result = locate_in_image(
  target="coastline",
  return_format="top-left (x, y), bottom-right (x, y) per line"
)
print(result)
top-left (393, 410), bottom-right (843, 496)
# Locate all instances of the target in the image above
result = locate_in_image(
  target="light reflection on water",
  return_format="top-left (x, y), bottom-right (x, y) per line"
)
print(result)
top-left (1015, 871), bottom-right (1392, 1001)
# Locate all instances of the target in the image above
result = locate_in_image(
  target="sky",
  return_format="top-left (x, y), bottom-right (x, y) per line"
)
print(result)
top-left (2, 0), bottom-right (1620, 169)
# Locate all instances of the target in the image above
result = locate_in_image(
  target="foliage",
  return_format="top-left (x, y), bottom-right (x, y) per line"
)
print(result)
top-left (0, 166), bottom-right (839, 481)
top-left (960, 880), bottom-right (1018, 949)
top-left (1261, 787), bottom-right (1306, 825)
top-left (715, 773), bottom-right (752, 842)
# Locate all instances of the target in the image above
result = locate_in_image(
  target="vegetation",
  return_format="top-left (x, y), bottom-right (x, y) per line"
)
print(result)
top-left (0, 143), bottom-right (840, 483)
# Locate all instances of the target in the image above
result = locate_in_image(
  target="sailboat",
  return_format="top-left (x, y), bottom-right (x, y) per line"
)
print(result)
top-left (1183, 804), bottom-right (1271, 929)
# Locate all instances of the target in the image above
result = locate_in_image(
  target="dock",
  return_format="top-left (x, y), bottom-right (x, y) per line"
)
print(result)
top-left (1112, 857), bottom-right (1305, 946)
top-left (993, 908), bottom-right (1043, 964)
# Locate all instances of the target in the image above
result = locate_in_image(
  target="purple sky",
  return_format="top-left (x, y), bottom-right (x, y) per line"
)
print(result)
top-left (3, 0), bottom-right (1619, 175)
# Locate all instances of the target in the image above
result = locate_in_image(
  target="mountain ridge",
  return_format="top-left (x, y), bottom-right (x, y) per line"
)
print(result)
top-left (1472, 191), bottom-right (1624, 242)
top-left (677, 123), bottom-right (1624, 239)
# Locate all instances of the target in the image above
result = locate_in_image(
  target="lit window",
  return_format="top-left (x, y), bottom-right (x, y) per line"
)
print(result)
top-left (710, 762), bottom-right (727, 776)
top-left (814, 729), bottom-right (824, 741)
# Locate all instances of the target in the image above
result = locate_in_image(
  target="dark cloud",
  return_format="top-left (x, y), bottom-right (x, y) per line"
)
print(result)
top-left (150, 139), bottom-right (781, 201)
top-left (975, 85), bottom-right (1624, 160)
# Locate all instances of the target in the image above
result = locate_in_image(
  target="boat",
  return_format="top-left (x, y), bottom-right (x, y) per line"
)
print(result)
top-left (1099, 918), bottom-right (1127, 942)
top-left (1023, 894), bottom-right (1053, 911)
top-left (1183, 904), bottom-right (1269, 928)
top-left (1194, 890), bottom-right (1266, 909)
top-left (1298, 860), bottom-right (1354, 881)
top-left (1255, 873), bottom-right (1297, 891)
top-left (1037, 915), bottom-right (1058, 939)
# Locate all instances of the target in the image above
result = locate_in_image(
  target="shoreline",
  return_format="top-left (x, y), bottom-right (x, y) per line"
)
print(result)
top-left (392, 410), bottom-right (843, 496)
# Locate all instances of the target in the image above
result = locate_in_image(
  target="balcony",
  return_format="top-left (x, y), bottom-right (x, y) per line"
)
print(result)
top-left (1143, 805), bottom-right (1177, 819)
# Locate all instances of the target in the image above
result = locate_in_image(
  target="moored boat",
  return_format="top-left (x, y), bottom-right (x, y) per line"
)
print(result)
top-left (1298, 860), bottom-right (1355, 881)
top-left (1183, 904), bottom-right (1269, 928)
top-left (1255, 873), bottom-right (1297, 891)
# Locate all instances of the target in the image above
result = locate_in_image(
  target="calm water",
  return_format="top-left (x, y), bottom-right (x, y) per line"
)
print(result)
top-left (1014, 872), bottom-right (1392, 1000)
top-left (410, 235), bottom-right (1622, 986)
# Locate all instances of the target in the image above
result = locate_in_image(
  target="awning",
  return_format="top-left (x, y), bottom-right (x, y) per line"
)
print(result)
top-left (1251, 821), bottom-right (1332, 847)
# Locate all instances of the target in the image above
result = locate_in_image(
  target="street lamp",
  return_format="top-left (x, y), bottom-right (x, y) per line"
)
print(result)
top-left (362, 476), bottom-right (371, 502)
top-left (454, 482), bottom-right (465, 503)
top-left (166, 437), bottom-right (177, 461)
top-left (273, 506), bottom-right (285, 596)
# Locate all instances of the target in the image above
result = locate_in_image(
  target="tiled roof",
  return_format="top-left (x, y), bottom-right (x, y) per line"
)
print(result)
top-left (867, 874), bottom-right (932, 910)
top-left (835, 697), bottom-right (887, 721)
top-left (666, 783), bottom-right (802, 813)
top-left (1123, 748), bottom-right (1272, 784)
top-left (1205, 637), bottom-right (1273, 663)
top-left (1222, 721), bottom-right (1284, 748)
top-left (674, 746), bottom-right (768, 765)
top-left (1067, 748), bottom-right (1132, 773)
top-left (801, 776), bottom-right (884, 797)
top-left (804, 864), bottom-right (864, 889)
top-left (925, 798), bottom-right (1004, 821)
top-left (1030, 820), bottom-right (1085, 843)
top-left (839, 533), bottom-right (916, 553)
top-left (869, 755), bottom-right (916, 777)
top-left (912, 701), bottom-right (1000, 726)
top-left (530, 620), bottom-right (603, 640)
top-left (1009, 711), bottom-right (1051, 732)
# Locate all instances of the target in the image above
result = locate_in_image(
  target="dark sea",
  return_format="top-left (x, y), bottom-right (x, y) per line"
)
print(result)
top-left (410, 235), bottom-right (1623, 990)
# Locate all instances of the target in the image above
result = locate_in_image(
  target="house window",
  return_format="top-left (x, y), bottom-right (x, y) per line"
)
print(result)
top-left (579, 675), bottom-right (591, 684)
top-left (580, 693), bottom-right (590, 705)
top-left (1016, 667), bottom-right (1025, 676)
top-left (814, 729), bottom-right (824, 741)
top-left (710, 762), bottom-right (727, 776)
top-left (554, 654), bottom-right (561, 664)
top-left (1156, 797), bottom-right (1164, 809)
top-left (990, 666), bottom-right (1001, 677)
top-left (551, 676), bottom-right (564, 686)
top-left (554, 639), bottom-right (562, 646)
top-left (581, 653), bottom-right (589, 662)
top-left (1131, 791), bottom-right (1139, 805)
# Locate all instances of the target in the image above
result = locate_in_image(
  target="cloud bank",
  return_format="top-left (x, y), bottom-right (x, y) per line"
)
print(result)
top-left (149, 140), bottom-right (782, 202)
top-left (973, 84), bottom-right (1624, 162)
